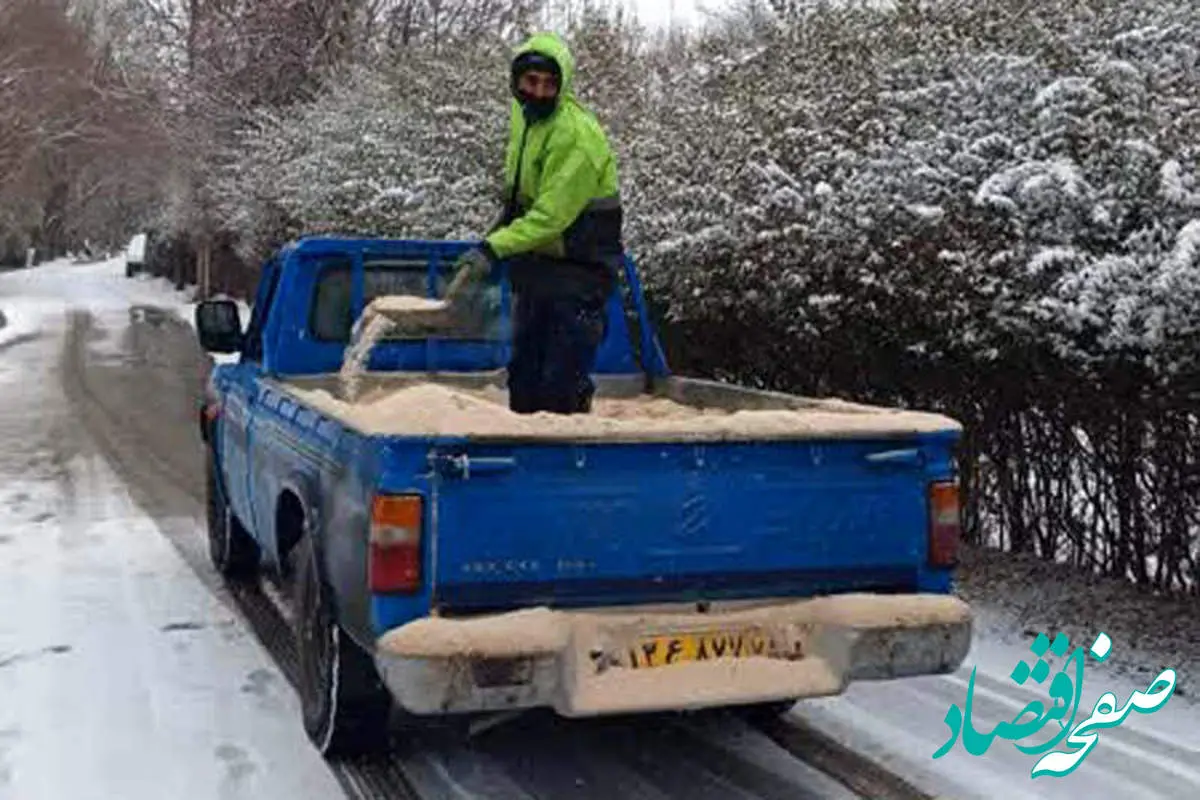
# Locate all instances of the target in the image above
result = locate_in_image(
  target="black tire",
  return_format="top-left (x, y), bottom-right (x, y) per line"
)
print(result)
top-left (292, 534), bottom-right (392, 757)
top-left (205, 449), bottom-right (258, 579)
top-left (733, 699), bottom-right (797, 723)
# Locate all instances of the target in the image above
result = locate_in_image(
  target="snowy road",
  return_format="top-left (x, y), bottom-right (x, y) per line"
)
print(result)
top-left (2, 258), bottom-right (1198, 800)
top-left (0, 262), bottom-right (345, 800)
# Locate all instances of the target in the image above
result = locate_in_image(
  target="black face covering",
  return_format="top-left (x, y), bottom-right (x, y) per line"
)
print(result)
top-left (511, 52), bottom-right (561, 123)
top-left (519, 95), bottom-right (557, 122)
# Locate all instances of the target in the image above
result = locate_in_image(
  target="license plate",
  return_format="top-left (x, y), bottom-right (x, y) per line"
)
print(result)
top-left (625, 629), bottom-right (771, 669)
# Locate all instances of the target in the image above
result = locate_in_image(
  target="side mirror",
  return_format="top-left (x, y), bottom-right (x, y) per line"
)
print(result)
top-left (195, 300), bottom-right (243, 354)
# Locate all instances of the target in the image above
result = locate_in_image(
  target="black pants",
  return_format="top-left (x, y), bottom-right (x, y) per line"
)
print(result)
top-left (507, 291), bottom-right (608, 414)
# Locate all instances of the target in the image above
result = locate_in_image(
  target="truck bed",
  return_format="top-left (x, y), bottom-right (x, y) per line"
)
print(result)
top-left (274, 371), bottom-right (961, 443)
top-left (260, 369), bottom-right (961, 617)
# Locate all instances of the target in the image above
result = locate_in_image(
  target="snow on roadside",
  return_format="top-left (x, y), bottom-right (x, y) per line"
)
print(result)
top-left (0, 260), bottom-right (342, 799)
top-left (3, 256), bottom-right (252, 366)
top-left (2, 255), bottom-right (252, 332)
top-left (955, 544), bottom-right (1200, 702)
top-left (0, 297), bottom-right (41, 349)
top-left (792, 544), bottom-right (1200, 798)
top-left (0, 464), bottom-right (344, 800)
top-left (0, 256), bottom-right (197, 315)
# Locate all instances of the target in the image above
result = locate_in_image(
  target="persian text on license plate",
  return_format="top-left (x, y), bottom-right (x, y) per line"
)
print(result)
top-left (625, 630), bottom-right (771, 669)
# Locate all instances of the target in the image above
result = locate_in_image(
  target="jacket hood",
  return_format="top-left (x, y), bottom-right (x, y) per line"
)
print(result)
top-left (512, 32), bottom-right (575, 101)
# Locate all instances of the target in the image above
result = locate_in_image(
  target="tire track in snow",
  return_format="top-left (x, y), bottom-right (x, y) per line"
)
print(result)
top-left (59, 309), bottom-right (423, 800)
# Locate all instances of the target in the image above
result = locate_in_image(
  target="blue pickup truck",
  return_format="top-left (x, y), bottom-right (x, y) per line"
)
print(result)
top-left (194, 236), bottom-right (972, 758)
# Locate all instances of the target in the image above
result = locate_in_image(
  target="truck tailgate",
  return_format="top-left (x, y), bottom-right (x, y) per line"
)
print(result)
top-left (426, 435), bottom-right (953, 612)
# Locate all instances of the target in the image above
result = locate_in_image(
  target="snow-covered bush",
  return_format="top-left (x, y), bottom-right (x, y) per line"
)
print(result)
top-left (218, 46), bottom-right (509, 260)
top-left (635, 1), bottom-right (1200, 379)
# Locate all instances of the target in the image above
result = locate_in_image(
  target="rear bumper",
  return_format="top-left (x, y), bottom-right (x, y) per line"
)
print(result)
top-left (374, 593), bottom-right (972, 717)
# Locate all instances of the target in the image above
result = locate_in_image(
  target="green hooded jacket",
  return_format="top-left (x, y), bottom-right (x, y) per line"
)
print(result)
top-left (484, 32), bottom-right (623, 285)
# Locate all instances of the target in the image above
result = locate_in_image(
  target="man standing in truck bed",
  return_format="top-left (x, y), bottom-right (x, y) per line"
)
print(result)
top-left (446, 32), bottom-right (623, 415)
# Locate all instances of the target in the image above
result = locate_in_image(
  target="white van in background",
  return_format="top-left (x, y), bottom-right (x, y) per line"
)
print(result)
top-left (125, 233), bottom-right (148, 277)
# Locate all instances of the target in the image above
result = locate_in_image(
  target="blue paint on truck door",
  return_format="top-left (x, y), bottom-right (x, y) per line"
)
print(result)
top-left (222, 259), bottom-right (282, 538)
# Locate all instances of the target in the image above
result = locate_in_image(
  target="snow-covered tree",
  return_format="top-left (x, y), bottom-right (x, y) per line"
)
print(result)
top-left (218, 45), bottom-right (508, 259)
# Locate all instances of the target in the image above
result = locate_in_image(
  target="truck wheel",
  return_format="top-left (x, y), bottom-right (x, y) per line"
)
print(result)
top-left (737, 699), bottom-right (797, 720)
top-left (205, 450), bottom-right (258, 579)
top-left (292, 535), bottom-right (392, 757)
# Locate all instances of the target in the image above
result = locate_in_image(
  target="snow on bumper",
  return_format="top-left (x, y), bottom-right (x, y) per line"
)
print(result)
top-left (374, 593), bottom-right (972, 717)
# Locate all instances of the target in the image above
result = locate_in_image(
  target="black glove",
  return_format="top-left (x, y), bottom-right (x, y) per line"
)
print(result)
top-left (444, 244), bottom-right (497, 302)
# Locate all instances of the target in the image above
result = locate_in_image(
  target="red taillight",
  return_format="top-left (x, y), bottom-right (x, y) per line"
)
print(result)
top-left (929, 481), bottom-right (961, 567)
top-left (369, 494), bottom-right (423, 593)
